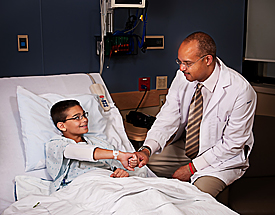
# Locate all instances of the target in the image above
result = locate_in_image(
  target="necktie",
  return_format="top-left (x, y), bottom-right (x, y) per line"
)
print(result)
top-left (185, 83), bottom-right (203, 159)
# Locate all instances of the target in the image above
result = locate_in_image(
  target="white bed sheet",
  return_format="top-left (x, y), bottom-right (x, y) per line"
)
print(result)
top-left (0, 73), bottom-right (135, 213)
top-left (2, 169), bottom-right (238, 215)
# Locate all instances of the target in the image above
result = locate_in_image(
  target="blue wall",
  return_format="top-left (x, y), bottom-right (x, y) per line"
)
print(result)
top-left (0, 0), bottom-right (245, 93)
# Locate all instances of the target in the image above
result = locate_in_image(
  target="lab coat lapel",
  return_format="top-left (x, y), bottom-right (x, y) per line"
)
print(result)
top-left (203, 63), bottom-right (231, 118)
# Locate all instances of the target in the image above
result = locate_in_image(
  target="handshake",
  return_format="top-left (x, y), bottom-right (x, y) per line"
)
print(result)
top-left (94, 147), bottom-right (151, 178)
top-left (110, 148), bottom-right (150, 178)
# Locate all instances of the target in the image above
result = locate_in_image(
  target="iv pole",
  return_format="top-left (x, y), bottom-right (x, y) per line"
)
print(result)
top-left (99, 0), bottom-right (113, 75)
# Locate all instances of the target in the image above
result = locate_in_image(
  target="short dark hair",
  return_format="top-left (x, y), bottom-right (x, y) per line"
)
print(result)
top-left (50, 100), bottom-right (80, 127)
top-left (184, 31), bottom-right (216, 58)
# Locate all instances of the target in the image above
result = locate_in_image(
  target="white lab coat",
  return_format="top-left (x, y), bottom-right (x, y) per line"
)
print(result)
top-left (146, 58), bottom-right (257, 185)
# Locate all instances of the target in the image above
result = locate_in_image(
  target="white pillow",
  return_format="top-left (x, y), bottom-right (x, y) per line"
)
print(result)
top-left (17, 86), bottom-right (107, 172)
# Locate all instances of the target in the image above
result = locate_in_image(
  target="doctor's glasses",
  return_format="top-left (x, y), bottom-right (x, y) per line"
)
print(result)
top-left (175, 54), bottom-right (208, 70)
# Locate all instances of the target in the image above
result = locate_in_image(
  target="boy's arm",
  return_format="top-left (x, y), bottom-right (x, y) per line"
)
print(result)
top-left (64, 144), bottom-right (136, 171)
top-left (64, 144), bottom-right (98, 162)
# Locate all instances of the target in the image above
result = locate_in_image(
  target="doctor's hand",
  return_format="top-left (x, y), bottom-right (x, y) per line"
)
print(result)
top-left (134, 150), bottom-right (150, 168)
top-left (172, 163), bottom-right (197, 182)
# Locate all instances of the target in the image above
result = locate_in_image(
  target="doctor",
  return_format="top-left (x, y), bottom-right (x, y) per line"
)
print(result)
top-left (134, 31), bottom-right (257, 197)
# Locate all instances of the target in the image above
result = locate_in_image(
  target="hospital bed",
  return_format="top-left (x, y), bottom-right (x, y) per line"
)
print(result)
top-left (0, 73), bottom-right (237, 214)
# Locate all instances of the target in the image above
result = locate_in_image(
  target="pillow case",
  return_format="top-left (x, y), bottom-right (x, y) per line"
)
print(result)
top-left (17, 86), bottom-right (108, 172)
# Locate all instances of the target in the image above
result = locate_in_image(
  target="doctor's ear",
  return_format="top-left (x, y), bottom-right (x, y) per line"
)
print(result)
top-left (57, 122), bottom-right (67, 132)
top-left (206, 55), bottom-right (214, 66)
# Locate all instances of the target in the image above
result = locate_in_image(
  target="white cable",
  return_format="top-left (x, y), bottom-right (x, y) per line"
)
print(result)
top-left (86, 73), bottom-right (96, 84)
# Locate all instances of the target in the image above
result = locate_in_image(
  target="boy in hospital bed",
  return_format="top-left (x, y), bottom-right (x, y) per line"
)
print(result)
top-left (46, 99), bottom-right (140, 193)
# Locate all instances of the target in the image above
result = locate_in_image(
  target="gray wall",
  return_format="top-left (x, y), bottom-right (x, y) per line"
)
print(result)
top-left (0, 0), bottom-right (245, 93)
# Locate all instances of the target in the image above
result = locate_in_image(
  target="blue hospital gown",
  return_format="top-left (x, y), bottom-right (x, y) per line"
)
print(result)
top-left (46, 134), bottom-right (130, 194)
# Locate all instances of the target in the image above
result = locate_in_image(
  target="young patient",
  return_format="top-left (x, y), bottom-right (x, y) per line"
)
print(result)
top-left (46, 100), bottom-right (138, 193)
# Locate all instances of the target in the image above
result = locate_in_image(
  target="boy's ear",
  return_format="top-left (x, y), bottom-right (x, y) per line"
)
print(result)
top-left (57, 122), bottom-right (67, 132)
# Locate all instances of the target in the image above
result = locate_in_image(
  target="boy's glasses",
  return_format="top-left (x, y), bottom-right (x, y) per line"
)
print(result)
top-left (63, 112), bottom-right (89, 122)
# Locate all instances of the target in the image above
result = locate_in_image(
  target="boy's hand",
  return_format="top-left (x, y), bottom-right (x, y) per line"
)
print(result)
top-left (128, 154), bottom-right (138, 168)
top-left (110, 168), bottom-right (129, 178)
top-left (117, 152), bottom-right (136, 171)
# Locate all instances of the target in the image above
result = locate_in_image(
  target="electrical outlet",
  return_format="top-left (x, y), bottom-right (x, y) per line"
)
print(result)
top-left (139, 77), bottom-right (150, 91)
top-left (156, 76), bottom-right (167, 89)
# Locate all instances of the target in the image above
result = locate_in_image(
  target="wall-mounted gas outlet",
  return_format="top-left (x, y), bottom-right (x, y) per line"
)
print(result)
top-left (156, 76), bottom-right (167, 89)
top-left (139, 77), bottom-right (150, 91)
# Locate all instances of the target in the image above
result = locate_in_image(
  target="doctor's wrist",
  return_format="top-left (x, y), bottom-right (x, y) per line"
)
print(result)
top-left (188, 162), bottom-right (197, 175)
top-left (138, 146), bottom-right (152, 157)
